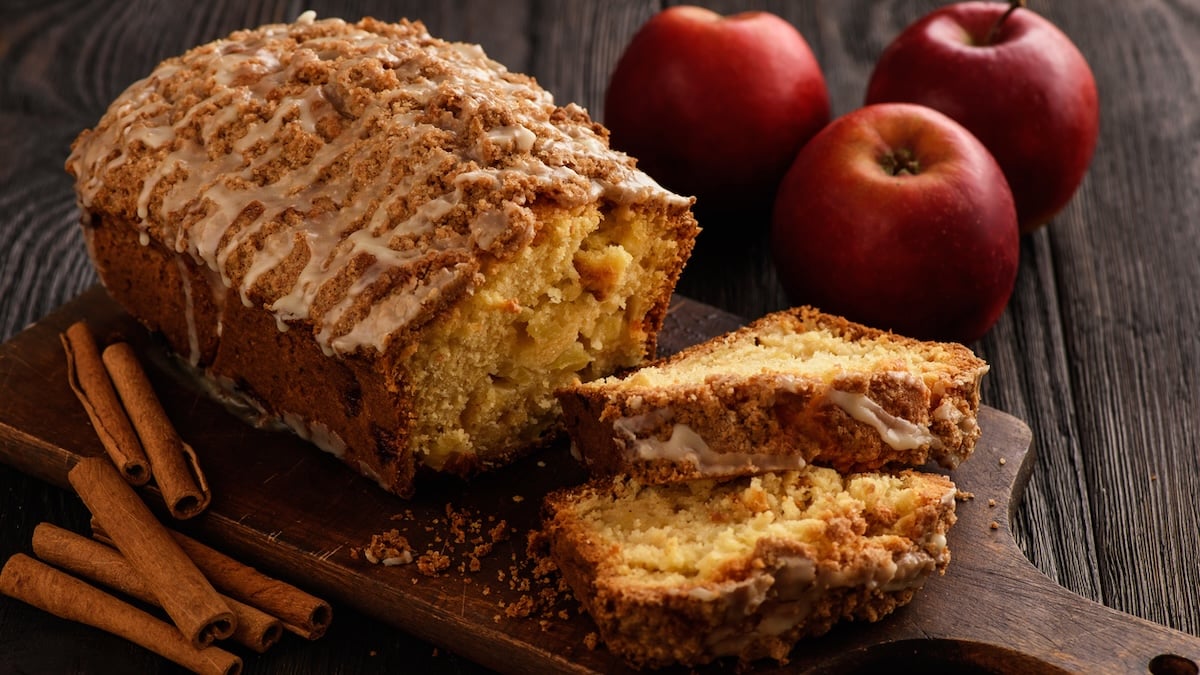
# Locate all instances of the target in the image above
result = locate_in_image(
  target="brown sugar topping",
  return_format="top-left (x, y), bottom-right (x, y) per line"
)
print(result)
top-left (67, 13), bottom-right (688, 358)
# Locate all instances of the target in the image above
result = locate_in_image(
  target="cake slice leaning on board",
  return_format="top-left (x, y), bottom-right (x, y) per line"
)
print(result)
top-left (555, 306), bottom-right (988, 484)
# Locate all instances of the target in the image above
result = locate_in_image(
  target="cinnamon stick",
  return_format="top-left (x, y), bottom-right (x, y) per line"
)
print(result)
top-left (61, 321), bottom-right (150, 485)
top-left (102, 342), bottom-right (211, 519)
top-left (69, 456), bottom-right (235, 648)
top-left (93, 520), bottom-right (331, 640)
top-left (0, 554), bottom-right (241, 675)
top-left (32, 523), bottom-right (282, 653)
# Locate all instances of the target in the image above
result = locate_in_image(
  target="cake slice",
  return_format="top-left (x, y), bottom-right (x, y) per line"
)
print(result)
top-left (541, 466), bottom-right (958, 668)
top-left (556, 306), bottom-right (988, 484)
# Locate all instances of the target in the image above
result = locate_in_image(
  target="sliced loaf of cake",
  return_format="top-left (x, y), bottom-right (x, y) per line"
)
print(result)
top-left (66, 15), bottom-right (698, 497)
top-left (541, 466), bottom-right (958, 668)
top-left (556, 306), bottom-right (988, 484)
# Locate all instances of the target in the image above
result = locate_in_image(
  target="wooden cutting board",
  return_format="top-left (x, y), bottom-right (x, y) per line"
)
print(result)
top-left (1, 287), bottom-right (1198, 674)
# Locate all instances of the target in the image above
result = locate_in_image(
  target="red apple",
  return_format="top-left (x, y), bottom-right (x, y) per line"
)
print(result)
top-left (604, 6), bottom-right (830, 213)
top-left (865, 1), bottom-right (1099, 232)
top-left (771, 103), bottom-right (1019, 344)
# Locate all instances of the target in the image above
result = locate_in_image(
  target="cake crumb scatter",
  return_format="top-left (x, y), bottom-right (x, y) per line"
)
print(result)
top-left (363, 529), bottom-right (413, 566)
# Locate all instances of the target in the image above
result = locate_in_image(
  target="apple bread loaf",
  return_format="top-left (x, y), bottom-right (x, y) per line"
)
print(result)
top-left (556, 306), bottom-right (987, 484)
top-left (65, 13), bottom-right (698, 497)
top-left (540, 466), bottom-right (958, 668)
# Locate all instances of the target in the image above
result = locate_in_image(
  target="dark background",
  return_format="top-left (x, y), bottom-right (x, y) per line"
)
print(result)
top-left (2, 1), bottom-right (1198, 672)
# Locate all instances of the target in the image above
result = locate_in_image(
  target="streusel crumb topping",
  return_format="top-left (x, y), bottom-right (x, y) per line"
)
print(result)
top-left (67, 14), bottom-right (688, 357)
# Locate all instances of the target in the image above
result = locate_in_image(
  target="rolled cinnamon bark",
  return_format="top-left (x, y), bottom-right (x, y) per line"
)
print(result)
top-left (32, 523), bottom-right (282, 653)
top-left (0, 554), bottom-right (241, 675)
top-left (93, 520), bottom-right (331, 640)
top-left (102, 342), bottom-right (211, 519)
top-left (172, 530), bottom-right (333, 640)
top-left (68, 456), bottom-right (235, 648)
top-left (61, 321), bottom-right (150, 485)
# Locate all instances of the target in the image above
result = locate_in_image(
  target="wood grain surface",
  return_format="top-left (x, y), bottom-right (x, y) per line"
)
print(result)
top-left (6, 288), bottom-right (1198, 675)
top-left (1, 1), bottom-right (1199, 673)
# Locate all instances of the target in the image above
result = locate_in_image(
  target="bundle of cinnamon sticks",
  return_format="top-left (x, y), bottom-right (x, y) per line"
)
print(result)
top-left (0, 321), bottom-right (332, 675)
top-left (60, 321), bottom-right (210, 518)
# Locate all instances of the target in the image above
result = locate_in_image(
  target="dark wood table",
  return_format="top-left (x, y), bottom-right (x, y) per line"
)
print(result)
top-left (2, 1), bottom-right (1197, 673)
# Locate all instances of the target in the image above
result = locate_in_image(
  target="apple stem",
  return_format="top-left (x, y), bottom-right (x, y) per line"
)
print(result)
top-left (881, 150), bottom-right (920, 177)
top-left (985, 0), bottom-right (1027, 45)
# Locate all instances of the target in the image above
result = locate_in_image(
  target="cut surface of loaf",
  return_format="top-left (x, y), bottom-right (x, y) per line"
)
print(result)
top-left (541, 466), bottom-right (957, 668)
top-left (557, 306), bottom-right (988, 484)
top-left (66, 13), bottom-right (698, 496)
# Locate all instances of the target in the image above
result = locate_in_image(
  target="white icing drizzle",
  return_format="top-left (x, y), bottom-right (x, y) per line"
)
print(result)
top-left (826, 390), bottom-right (941, 450)
top-left (701, 529), bottom-right (950, 656)
top-left (281, 411), bottom-right (348, 459)
top-left (66, 16), bottom-right (689, 357)
top-left (238, 227), bottom-right (295, 299)
top-left (484, 125), bottom-right (536, 153)
top-left (158, 351), bottom-right (392, 487)
top-left (613, 410), bottom-right (806, 476)
top-left (193, 264), bottom-right (228, 337)
top-left (331, 265), bottom-right (459, 354)
top-left (365, 548), bottom-right (412, 566)
top-left (933, 398), bottom-right (977, 437)
top-left (173, 256), bottom-right (201, 367)
top-left (356, 460), bottom-right (393, 491)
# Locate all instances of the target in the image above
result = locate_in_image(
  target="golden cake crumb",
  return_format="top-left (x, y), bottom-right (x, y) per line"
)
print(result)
top-left (417, 550), bottom-right (451, 576)
top-left (505, 596), bottom-right (536, 618)
top-left (363, 529), bottom-right (413, 566)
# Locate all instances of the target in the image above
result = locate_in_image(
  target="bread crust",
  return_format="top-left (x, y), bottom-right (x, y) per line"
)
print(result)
top-left (558, 306), bottom-right (988, 484)
top-left (87, 216), bottom-right (420, 495)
